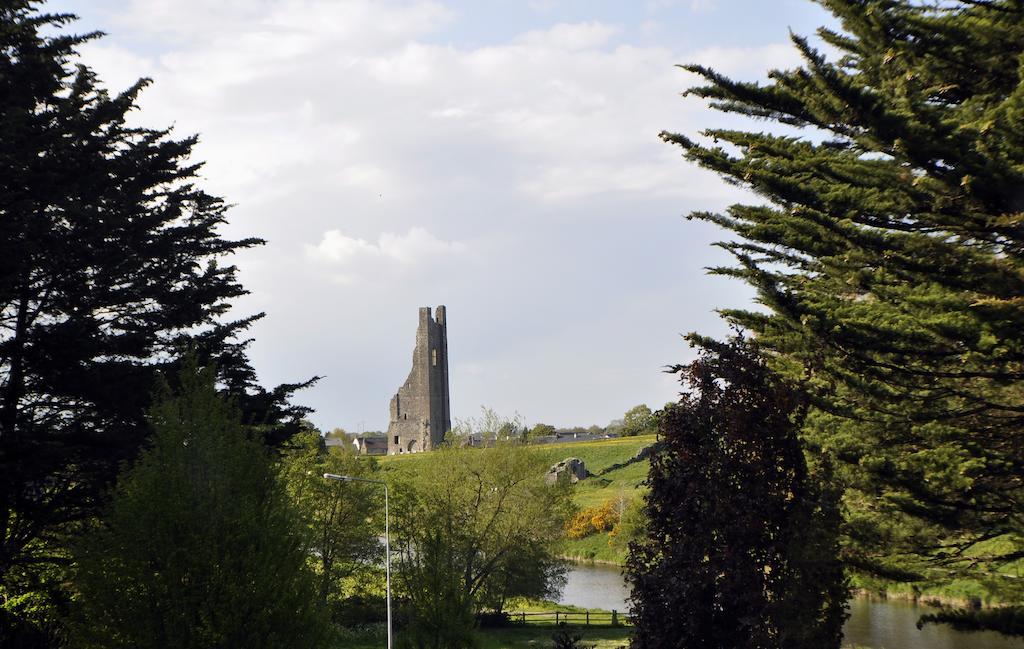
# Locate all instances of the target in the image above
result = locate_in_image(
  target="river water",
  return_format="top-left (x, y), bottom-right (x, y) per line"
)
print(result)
top-left (558, 562), bottom-right (1024, 649)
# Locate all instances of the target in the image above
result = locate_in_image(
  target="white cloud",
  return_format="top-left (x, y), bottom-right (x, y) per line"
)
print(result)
top-left (645, 0), bottom-right (718, 12)
top-left (365, 43), bottom-right (447, 85)
top-left (689, 0), bottom-right (719, 12)
top-left (307, 227), bottom-right (468, 266)
top-left (528, 0), bottom-right (559, 12)
top-left (114, 0), bottom-right (453, 47)
top-left (304, 228), bottom-right (472, 286)
top-left (68, 1), bottom-right (794, 431)
top-left (515, 22), bottom-right (618, 51)
top-left (690, 43), bottom-right (801, 75)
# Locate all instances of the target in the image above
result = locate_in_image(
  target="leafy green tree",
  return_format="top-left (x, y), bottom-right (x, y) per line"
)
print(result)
top-left (71, 360), bottom-right (329, 649)
top-left (450, 406), bottom-right (525, 445)
top-left (605, 418), bottom-right (625, 437)
top-left (282, 430), bottom-right (381, 613)
top-left (621, 405), bottom-right (654, 437)
top-left (528, 423), bottom-right (557, 440)
top-left (324, 427), bottom-right (349, 443)
top-left (627, 338), bottom-right (846, 649)
top-left (610, 493), bottom-right (649, 552)
top-left (392, 444), bottom-right (571, 649)
top-left (0, 3), bottom-right (311, 635)
top-left (662, 0), bottom-right (1024, 596)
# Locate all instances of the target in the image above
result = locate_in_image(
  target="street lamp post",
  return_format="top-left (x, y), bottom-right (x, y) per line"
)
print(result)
top-left (323, 473), bottom-right (391, 649)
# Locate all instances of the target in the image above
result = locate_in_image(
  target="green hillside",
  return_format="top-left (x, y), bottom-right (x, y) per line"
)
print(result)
top-left (376, 434), bottom-right (655, 474)
top-left (377, 435), bottom-right (656, 565)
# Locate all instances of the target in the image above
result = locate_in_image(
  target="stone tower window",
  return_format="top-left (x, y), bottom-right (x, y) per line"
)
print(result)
top-left (432, 348), bottom-right (438, 367)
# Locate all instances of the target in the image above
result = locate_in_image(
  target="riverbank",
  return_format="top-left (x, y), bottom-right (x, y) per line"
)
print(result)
top-left (849, 543), bottom-right (1024, 610)
top-left (562, 543), bottom-right (1015, 609)
top-left (851, 584), bottom-right (1007, 610)
top-left (383, 435), bottom-right (1024, 613)
top-left (563, 554), bottom-right (1012, 611)
top-left (561, 535), bottom-right (626, 565)
top-left (557, 562), bottom-right (1024, 649)
top-left (334, 584), bottom-right (1024, 649)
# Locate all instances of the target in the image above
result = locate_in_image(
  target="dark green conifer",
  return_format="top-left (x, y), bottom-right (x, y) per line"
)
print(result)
top-left (0, 2), bottom-right (312, 637)
top-left (662, 0), bottom-right (1024, 583)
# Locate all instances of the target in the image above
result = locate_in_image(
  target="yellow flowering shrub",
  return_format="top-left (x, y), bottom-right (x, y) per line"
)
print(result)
top-left (565, 499), bottom-right (620, 539)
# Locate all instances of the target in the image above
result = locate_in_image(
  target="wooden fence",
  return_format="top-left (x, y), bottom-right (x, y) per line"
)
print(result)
top-left (508, 609), bottom-right (628, 627)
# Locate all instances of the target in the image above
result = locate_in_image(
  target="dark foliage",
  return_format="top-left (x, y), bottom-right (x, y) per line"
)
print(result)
top-left (550, 628), bottom-right (595, 649)
top-left (626, 337), bottom-right (846, 649)
top-left (0, 607), bottom-right (51, 649)
top-left (918, 606), bottom-right (1024, 637)
top-left (331, 594), bottom-right (388, 627)
top-left (0, 2), bottom-right (313, 640)
top-left (476, 611), bottom-right (514, 629)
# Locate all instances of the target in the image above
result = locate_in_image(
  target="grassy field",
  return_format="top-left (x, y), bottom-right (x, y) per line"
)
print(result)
top-left (850, 533), bottom-right (1024, 606)
top-left (375, 435), bottom-right (1024, 604)
top-left (344, 436), bottom-right (1023, 646)
top-left (375, 434), bottom-right (654, 520)
top-left (524, 435), bottom-right (656, 475)
top-left (545, 436), bottom-right (653, 563)
top-left (337, 625), bottom-right (630, 649)
top-left (477, 627), bottom-right (630, 648)
top-left (376, 435), bottom-right (655, 565)
top-left (335, 597), bottom-right (632, 649)
top-left (337, 626), bottom-right (877, 649)
top-left (376, 434), bottom-right (654, 476)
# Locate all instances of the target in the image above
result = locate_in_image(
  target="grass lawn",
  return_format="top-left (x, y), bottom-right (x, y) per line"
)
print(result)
top-left (376, 435), bottom-right (656, 566)
top-left (526, 435), bottom-right (656, 474)
top-left (337, 626), bottom-right (630, 649)
top-left (335, 599), bottom-right (630, 648)
top-left (479, 597), bottom-right (631, 648)
top-left (562, 528), bottom-right (625, 564)
top-left (375, 434), bottom-right (655, 471)
top-left (477, 626), bottom-right (630, 648)
top-left (571, 459), bottom-right (649, 511)
top-left (376, 434), bottom-right (655, 513)
top-left (556, 438), bottom-right (653, 563)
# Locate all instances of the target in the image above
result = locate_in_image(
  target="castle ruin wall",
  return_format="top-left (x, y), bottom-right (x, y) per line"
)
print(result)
top-left (386, 306), bottom-right (451, 454)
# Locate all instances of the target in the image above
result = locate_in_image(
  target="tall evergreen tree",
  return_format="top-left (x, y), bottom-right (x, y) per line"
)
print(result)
top-left (0, 1), bottom-right (312, 634)
top-left (662, 0), bottom-right (1024, 581)
top-left (626, 337), bottom-right (846, 649)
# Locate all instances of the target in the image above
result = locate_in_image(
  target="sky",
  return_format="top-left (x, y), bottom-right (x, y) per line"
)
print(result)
top-left (42, 0), bottom-right (838, 433)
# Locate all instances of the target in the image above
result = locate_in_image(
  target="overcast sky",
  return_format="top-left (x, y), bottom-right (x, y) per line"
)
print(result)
top-left (44, 0), bottom-right (836, 433)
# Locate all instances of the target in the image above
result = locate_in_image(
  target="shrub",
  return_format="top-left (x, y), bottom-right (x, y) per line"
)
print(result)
top-left (551, 628), bottom-right (596, 649)
top-left (626, 338), bottom-right (846, 649)
top-left (565, 499), bottom-right (619, 539)
top-left (476, 611), bottom-right (515, 628)
top-left (71, 361), bottom-right (330, 649)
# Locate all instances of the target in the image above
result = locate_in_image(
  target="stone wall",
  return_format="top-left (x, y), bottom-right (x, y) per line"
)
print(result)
top-left (386, 306), bottom-right (451, 454)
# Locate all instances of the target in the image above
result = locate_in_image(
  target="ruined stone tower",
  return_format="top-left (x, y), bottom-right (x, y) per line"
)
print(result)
top-left (386, 306), bottom-right (450, 454)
